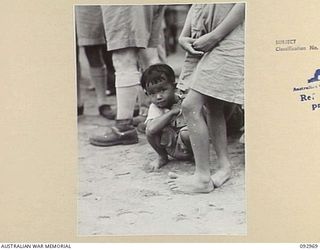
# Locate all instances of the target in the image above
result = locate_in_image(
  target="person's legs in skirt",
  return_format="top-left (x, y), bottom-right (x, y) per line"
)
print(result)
top-left (168, 89), bottom-right (214, 193)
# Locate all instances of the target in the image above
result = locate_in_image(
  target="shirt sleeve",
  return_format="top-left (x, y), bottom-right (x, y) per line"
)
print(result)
top-left (145, 103), bottom-right (165, 124)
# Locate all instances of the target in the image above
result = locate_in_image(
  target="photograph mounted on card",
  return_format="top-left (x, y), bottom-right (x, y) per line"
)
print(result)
top-left (76, 3), bottom-right (246, 235)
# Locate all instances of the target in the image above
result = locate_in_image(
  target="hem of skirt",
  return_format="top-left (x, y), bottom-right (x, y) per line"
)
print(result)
top-left (192, 86), bottom-right (244, 105)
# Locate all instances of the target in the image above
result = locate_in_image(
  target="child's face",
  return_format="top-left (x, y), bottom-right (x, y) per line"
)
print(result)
top-left (146, 79), bottom-right (176, 109)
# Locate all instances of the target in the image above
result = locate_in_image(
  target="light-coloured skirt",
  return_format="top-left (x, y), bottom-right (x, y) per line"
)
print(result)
top-left (178, 16), bottom-right (244, 105)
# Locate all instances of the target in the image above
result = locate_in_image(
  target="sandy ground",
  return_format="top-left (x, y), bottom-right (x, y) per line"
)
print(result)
top-left (77, 51), bottom-right (246, 236)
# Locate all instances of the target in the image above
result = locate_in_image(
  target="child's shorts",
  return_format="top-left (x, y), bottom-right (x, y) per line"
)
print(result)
top-left (75, 6), bottom-right (106, 46)
top-left (160, 126), bottom-right (192, 160)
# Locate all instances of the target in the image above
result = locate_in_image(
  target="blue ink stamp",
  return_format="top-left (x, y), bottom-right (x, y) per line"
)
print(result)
top-left (308, 69), bottom-right (320, 83)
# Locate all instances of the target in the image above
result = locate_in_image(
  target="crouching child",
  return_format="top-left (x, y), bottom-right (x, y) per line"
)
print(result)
top-left (141, 64), bottom-right (193, 171)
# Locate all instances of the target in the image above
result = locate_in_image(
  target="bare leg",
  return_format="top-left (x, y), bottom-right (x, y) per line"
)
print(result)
top-left (146, 130), bottom-right (169, 171)
top-left (206, 98), bottom-right (232, 187)
top-left (167, 90), bottom-right (214, 193)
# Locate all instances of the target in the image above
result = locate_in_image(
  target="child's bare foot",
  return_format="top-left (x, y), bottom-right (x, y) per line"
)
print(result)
top-left (211, 166), bottom-right (232, 187)
top-left (167, 172), bottom-right (214, 194)
top-left (150, 155), bottom-right (169, 171)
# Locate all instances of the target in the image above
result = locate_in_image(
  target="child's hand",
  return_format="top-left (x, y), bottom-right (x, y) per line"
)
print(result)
top-left (170, 107), bottom-right (181, 116)
top-left (192, 33), bottom-right (220, 53)
top-left (179, 37), bottom-right (204, 56)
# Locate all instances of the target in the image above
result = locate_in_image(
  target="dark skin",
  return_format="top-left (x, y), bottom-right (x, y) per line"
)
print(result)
top-left (146, 82), bottom-right (179, 134)
top-left (145, 79), bottom-right (191, 170)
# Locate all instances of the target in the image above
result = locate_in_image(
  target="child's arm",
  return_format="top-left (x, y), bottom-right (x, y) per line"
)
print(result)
top-left (178, 6), bottom-right (204, 56)
top-left (193, 3), bottom-right (245, 52)
top-left (146, 108), bottom-right (180, 135)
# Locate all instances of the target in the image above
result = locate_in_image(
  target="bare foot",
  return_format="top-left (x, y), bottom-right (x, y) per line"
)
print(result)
top-left (167, 172), bottom-right (214, 194)
top-left (211, 167), bottom-right (232, 187)
top-left (150, 156), bottom-right (169, 171)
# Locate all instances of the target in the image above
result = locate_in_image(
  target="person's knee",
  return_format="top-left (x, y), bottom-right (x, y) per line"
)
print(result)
top-left (112, 48), bottom-right (138, 72)
top-left (112, 49), bottom-right (141, 88)
top-left (180, 129), bottom-right (189, 139)
top-left (145, 126), bottom-right (153, 138)
top-left (180, 130), bottom-right (190, 144)
top-left (182, 97), bottom-right (201, 117)
top-left (146, 129), bottom-right (161, 148)
top-left (146, 125), bottom-right (159, 138)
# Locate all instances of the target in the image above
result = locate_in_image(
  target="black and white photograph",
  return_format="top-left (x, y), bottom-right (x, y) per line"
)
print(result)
top-left (76, 3), bottom-right (246, 235)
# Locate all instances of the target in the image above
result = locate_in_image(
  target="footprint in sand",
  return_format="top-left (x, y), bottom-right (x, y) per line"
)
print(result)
top-left (121, 213), bottom-right (138, 224)
top-left (98, 215), bottom-right (111, 219)
top-left (174, 213), bottom-right (188, 222)
top-left (139, 189), bottom-right (161, 197)
top-left (116, 210), bottom-right (138, 224)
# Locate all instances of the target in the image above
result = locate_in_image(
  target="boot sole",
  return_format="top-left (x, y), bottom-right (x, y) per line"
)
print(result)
top-left (89, 138), bottom-right (138, 147)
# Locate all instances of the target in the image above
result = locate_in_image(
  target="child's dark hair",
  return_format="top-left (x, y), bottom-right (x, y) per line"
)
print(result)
top-left (141, 64), bottom-right (175, 92)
